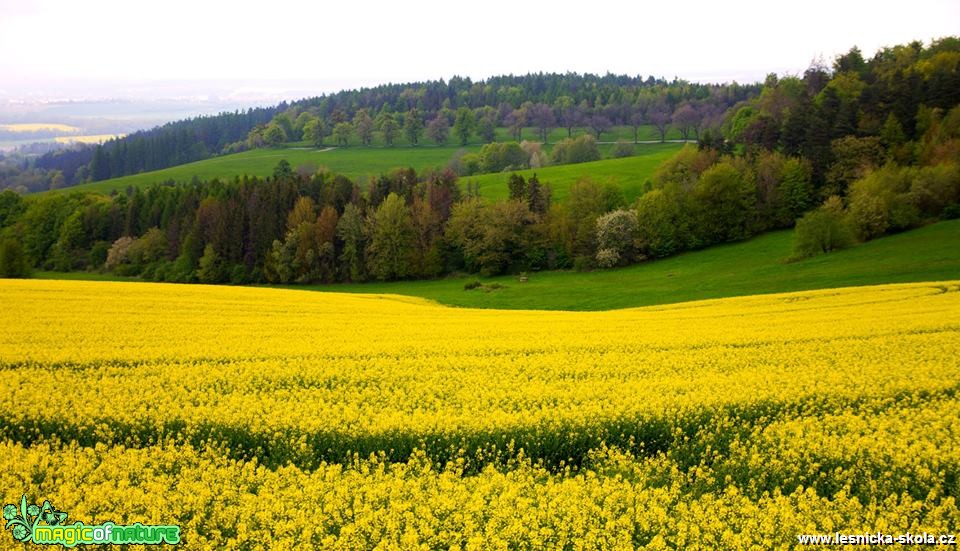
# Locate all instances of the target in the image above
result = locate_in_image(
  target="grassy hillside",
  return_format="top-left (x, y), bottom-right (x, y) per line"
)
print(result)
top-left (55, 141), bottom-right (683, 203)
top-left (59, 145), bottom-right (482, 195)
top-left (466, 142), bottom-right (681, 202)
top-left (35, 220), bottom-right (960, 311)
top-left (304, 219), bottom-right (960, 310)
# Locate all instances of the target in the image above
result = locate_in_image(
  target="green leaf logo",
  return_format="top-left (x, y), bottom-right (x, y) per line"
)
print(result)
top-left (3, 495), bottom-right (67, 543)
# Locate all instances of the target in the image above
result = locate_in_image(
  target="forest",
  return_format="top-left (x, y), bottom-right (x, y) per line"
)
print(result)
top-left (0, 38), bottom-right (958, 283)
top-left (9, 73), bottom-right (757, 191)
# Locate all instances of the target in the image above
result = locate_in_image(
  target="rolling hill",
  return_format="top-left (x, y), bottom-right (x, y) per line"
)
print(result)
top-left (56, 145), bottom-right (481, 195)
top-left (53, 141), bottom-right (684, 203)
top-left (302, 219), bottom-right (960, 310)
top-left (466, 142), bottom-right (681, 203)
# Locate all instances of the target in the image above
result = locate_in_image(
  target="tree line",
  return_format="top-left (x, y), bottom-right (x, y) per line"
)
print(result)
top-left (30, 106), bottom-right (283, 188)
top-left (16, 73), bottom-right (758, 191)
top-left (2, 106), bottom-right (954, 282)
top-left (242, 82), bottom-right (746, 153)
top-left (1, 37), bottom-right (958, 280)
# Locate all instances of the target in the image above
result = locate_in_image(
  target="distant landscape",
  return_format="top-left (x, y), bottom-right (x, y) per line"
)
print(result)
top-left (2, 39), bottom-right (957, 290)
top-left (2, 29), bottom-right (959, 548)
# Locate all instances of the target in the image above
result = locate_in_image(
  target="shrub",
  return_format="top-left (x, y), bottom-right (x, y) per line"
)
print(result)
top-left (87, 241), bottom-right (110, 270)
top-left (693, 162), bottom-right (757, 244)
top-left (464, 280), bottom-right (482, 290)
top-left (0, 239), bottom-right (30, 278)
top-left (635, 188), bottom-right (694, 258)
top-left (105, 236), bottom-right (135, 270)
top-left (229, 265), bottom-right (248, 285)
top-left (595, 209), bottom-right (638, 266)
top-left (909, 163), bottom-right (960, 218)
top-left (550, 135), bottom-right (601, 165)
top-left (573, 255), bottom-right (594, 272)
top-left (520, 141), bottom-right (548, 169)
top-left (595, 248), bottom-right (620, 268)
top-left (479, 142), bottom-right (527, 173)
top-left (447, 150), bottom-right (482, 176)
top-left (612, 140), bottom-right (635, 158)
top-left (652, 144), bottom-right (718, 189)
top-left (847, 166), bottom-right (918, 240)
top-left (791, 196), bottom-right (854, 259)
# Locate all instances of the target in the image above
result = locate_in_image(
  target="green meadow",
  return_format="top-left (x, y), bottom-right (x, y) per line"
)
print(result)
top-left (54, 137), bottom-right (684, 203)
top-left (466, 143), bottom-right (682, 202)
top-left (304, 219), bottom-right (960, 310)
top-left (58, 145), bottom-right (480, 195)
top-left (38, 220), bottom-right (960, 312)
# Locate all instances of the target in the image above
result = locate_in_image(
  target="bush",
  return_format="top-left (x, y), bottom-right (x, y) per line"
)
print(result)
top-left (105, 236), bottom-right (135, 270)
top-left (151, 261), bottom-right (173, 282)
top-left (87, 241), bottom-right (110, 269)
top-left (479, 142), bottom-right (528, 173)
top-left (0, 239), bottom-right (30, 278)
top-left (693, 162), bottom-right (757, 244)
top-left (230, 264), bottom-right (248, 285)
top-left (847, 166), bottom-right (918, 240)
top-left (197, 244), bottom-right (227, 283)
top-left (595, 209), bottom-right (638, 266)
top-left (942, 204), bottom-right (960, 220)
top-left (612, 140), bottom-right (635, 158)
top-left (463, 280), bottom-right (506, 292)
top-left (909, 163), bottom-right (960, 218)
top-left (848, 193), bottom-right (889, 240)
top-left (791, 196), bottom-right (854, 259)
top-left (652, 144), bottom-right (718, 189)
top-left (635, 188), bottom-right (694, 258)
top-left (463, 280), bottom-right (482, 290)
top-left (167, 254), bottom-right (198, 283)
top-left (460, 153), bottom-right (482, 176)
top-left (573, 255), bottom-right (595, 272)
top-left (447, 150), bottom-right (483, 177)
top-left (520, 141), bottom-right (548, 169)
top-left (550, 135), bottom-right (601, 165)
top-left (595, 248), bottom-right (620, 268)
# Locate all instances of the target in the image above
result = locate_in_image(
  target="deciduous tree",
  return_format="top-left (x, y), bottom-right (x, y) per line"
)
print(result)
top-left (447, 107), bottom-right (472, 146)
top-left (404, 108), bottom-right (424, 145)
top-left (367, 193), bottom-right (415, 280)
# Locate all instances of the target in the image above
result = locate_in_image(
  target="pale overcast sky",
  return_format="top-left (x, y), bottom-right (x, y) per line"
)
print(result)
top-left (1, 0), bottom-right (958, 101)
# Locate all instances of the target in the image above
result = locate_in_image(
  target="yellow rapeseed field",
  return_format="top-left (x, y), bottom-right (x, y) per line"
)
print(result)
top-left (0, 279), bottom-right (958, 548)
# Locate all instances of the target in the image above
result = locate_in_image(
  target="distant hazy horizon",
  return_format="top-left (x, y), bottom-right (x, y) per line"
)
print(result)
top-left (3, 0), bottom-right (958, 106)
